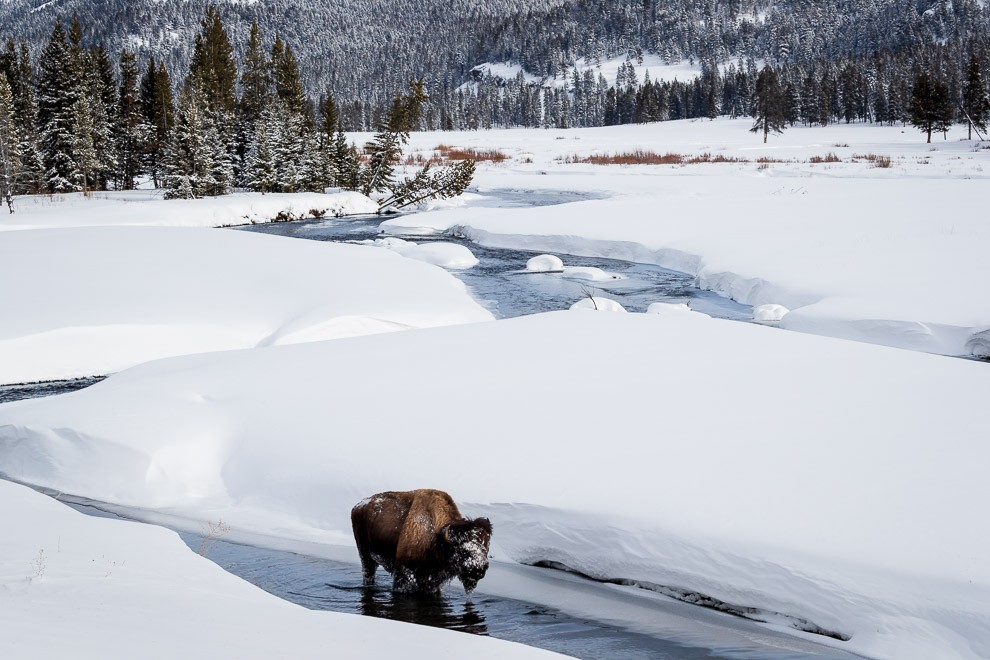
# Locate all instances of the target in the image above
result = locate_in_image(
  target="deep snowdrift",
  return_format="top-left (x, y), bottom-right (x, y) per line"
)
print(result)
top-left (2, 310), bottom-right (987, 659)
top-left (0, 479), bottom-right (565, 659)
top-left (0, 226), bottom-right (491, 384)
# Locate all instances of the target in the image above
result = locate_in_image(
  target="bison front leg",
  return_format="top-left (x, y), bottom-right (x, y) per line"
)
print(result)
top-left (392, 565), bottom-right (417, 593)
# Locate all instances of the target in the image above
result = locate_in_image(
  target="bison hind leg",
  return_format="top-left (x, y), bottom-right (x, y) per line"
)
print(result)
top-left (357, 547), bottom-right (379, 586)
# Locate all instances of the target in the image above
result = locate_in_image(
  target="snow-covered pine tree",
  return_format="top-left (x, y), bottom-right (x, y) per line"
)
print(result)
top-left (70, 95), bottom-right (98, 195)
top-left (0, 73), bottom-right (21, 212)
top-left (244, 109), bottom-right (277, 193)
top-left (236, 19), bottom-right (270, 182)
top-left (962, 55), bottom-right (989, 140)
top-left (360, 79), bottom-right (428, 196)
top-left (751, 65), bottom-right (786, 142)
top-left (331, 129), bottom-right (360, 190)
top-left (117, 51), bottom-right (143, 190)
top-left (139, 57), bottom-right (174, 188)
top-left (37, 21), bottom-right (82, 192)
top-left (7, 41), bottom-right (43, 194)
top-left (187, 4), bottom-right (237, 187)
top-left (910, 71), bottom-right (952, 143)
top-left (85, 44), bottom-right (119, 191)
top-left (164, 86), bottom-right (215, 198)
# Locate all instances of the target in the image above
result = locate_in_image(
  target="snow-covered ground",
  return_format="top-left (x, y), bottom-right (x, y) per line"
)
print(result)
top-left (0, 225), bottom-right (490, 384)
top-left (1, 118), bottom-right (987, 660)
top-left (0, 479), bottom-right (565, 660)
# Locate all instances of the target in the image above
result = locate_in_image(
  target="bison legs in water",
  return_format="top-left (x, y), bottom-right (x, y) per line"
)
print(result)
top-left (351, 489), bottom-right (492, 595)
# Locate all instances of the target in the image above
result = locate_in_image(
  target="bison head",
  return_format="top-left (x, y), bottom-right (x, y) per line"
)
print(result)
top-left (442, 517), bottom-right (492, 594)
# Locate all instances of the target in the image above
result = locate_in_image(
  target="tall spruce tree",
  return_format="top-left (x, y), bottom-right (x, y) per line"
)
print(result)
top-left (37, 21), bottom-right (82, 192)
top-left (751, 65), bottom-right (786, 142)
top-left (187, 4), bottom-right (237, 115)
top-left (961, 55), bottom-right (989, 140)
top-left (85, 44), bottom-right (119, 190)
top-left (910, 72), bottom-right (952, 143)
top-left (140, 57), bottom-right (174, 188)
top-left (164, 86), bottom-right (214, 198)
top-left (117, 50), bottom-right (143, 189)
top-left (0, 73), bottom-right (21, 212)
top-left (12, 42), bottom-right (43, 194)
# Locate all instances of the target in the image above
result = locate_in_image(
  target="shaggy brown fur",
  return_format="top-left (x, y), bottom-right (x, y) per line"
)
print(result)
top-left (351, 489), bottom-right (492, 594)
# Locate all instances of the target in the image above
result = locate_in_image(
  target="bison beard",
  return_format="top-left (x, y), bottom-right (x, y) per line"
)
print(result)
top-left (351, 489), bottom-right (492, 595)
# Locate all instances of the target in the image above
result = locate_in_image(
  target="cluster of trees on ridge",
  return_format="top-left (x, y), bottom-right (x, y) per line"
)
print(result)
top-left (0, 8), bottom-right (474, 212)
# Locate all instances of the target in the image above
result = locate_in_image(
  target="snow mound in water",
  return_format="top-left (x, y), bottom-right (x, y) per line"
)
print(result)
top-left (570, 297), bottom-right (626, 312)
top-left (526, 254), bottom-right (564, 272)
top-left (371, 237), bottom-right (479, 269)
top-left (753, 304), bottom-right (790, 322)
top-left (562, 266), bottom-right (625, 281)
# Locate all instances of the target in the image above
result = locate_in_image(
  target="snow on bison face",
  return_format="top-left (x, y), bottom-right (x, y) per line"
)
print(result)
top-left (444, 518), bottom-right (492, 594)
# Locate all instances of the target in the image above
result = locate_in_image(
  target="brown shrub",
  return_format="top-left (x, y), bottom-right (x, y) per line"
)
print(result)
top-left (809, 152), bottom-right (842, 163)
top-left (435, 144), bottom-right (508, 162)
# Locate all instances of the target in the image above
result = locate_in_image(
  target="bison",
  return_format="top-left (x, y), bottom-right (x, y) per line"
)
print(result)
top-left (351, 489), bottom-right (492, 594)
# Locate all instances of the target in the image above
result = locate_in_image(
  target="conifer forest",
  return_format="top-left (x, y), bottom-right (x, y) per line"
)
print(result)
top-left (0, 0), bottom-right (988, 200)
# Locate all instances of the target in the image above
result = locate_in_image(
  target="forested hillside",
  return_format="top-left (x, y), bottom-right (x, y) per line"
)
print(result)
top-left (0, 0), bottom-right (988, 140)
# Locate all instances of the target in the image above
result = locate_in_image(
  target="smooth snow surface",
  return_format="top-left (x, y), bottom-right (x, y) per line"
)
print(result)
top-left (561, 265), bottom-right (625, 281)
top-left (0, 227), bottom-right (491, 384)
top-left (3, 311), bottom-right (988, 659)
top-left (0, 480), bottom-right (565, 660)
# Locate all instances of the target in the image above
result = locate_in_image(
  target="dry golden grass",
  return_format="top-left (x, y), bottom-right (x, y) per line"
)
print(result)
top-left (809, 152), bottom-right (842, 163)
top-left (435, 144), bottom-right (508, 162)
top-left (565, 150), bottom-right (745, 165)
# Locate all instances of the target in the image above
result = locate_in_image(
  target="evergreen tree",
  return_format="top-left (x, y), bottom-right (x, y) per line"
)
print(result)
top-left (164, 86), bottom-right (215, 198)
top-left (910, 72), bottom-right (952, 143)
top-left (238, 19), bottom-right (270, 127)
top-left (361, 79), bottom-right (428, 196)
top-left (331, 129), bottom-right (360, 190)
top-left (140, 57), bottom-right (174, 188)
top-left (751, 65), bottom-right (786, 142)
top-left (13, 42), bottom-right (44, 194)
top-left (271, 36), bottom-right (307, 117)
top-left (0, 73), bottom-right (21, 212)
top-left (187, 4), bottom-right (237, 115)
top-left (71, 95), bottom-right (98, 194)
top-left (85, 44), bottom-right (119, 190)
top-left (961, 55), bottom-right (989, 140)
top-left (37, 21), bottom-right (81, 192)
top-left (117, 50), bottom-right (143, 189)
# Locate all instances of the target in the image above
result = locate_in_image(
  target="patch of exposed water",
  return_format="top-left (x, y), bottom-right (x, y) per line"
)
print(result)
top-left (51, 496), bottom-right (858, 660)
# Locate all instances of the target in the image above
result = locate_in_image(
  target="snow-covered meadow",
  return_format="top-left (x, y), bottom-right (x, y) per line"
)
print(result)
top-left (1, 117), bottom-right (988, 659)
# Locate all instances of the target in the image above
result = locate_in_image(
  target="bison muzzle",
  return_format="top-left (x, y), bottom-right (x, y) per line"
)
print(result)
top-left (351, 489), bottom-right (492, 595)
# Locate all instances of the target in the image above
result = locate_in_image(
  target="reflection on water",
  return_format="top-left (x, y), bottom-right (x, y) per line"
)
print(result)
top-left (359, 587), bottom-right (490, 635)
